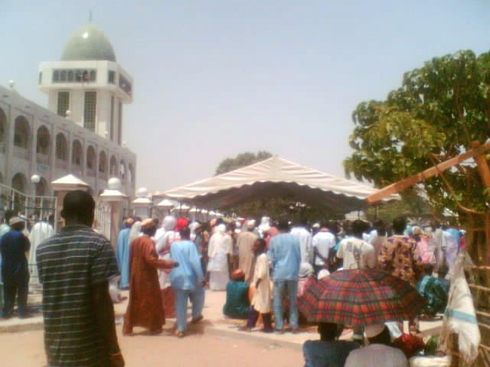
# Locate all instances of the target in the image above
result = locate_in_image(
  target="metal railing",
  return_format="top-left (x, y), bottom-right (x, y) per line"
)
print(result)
top-left (0, 182), bottom-right (56, 220)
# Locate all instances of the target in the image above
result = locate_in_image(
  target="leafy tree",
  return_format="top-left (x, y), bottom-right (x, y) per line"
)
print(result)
top-left (345, 49), bottom-right (490, 314)
top-left (215, 151), bottom-right (272, 175)
top-left (345, 50), bottom-right (490, 218)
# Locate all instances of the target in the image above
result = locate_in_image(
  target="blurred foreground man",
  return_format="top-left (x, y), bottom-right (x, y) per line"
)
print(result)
top-left (37, 190), bottom-right (124, 367)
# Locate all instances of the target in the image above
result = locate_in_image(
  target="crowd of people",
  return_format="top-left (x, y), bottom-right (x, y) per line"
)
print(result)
top-left (0, 210), bottom-right (54, 318)
top-left (0, 195), bottom-right (465, 366)
top-left (116, 212), bottom-right (461, 331)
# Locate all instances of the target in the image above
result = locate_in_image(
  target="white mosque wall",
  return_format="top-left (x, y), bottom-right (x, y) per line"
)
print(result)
top-left (0, 85), bottom-right (136, 198)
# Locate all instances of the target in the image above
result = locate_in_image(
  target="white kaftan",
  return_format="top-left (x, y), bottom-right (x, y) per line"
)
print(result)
top-left (251, 253), bottom-right (271, 313)
top-left (207, 231), bottom-right (233, 290)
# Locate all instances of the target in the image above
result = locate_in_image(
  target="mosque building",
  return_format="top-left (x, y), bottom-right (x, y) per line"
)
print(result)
top-left (0, 24), bottom-right (136, 199)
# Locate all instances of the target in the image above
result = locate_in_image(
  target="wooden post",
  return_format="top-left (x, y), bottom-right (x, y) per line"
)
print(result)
top-left (366, 141), bottom-right (490, 204)
top-left (470, 142), bottom-right (490, 266)
top-left (450, 333), bottom-right (459, 367)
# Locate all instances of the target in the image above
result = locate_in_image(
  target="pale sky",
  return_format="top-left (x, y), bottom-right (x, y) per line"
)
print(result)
top-left (2, 1), bottom-right (490, 192)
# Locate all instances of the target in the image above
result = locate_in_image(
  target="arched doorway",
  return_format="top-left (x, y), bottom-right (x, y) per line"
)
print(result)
top-left (128, 163), bottom-right (134, 184)
top-left (36, 126), bottom-right (51, 155)
top-left (86, 145), bottom-right (96, 175)
top-left (14, 116), bottom-right (30, 157)
top-left (110, 155), bottom-right (117, 176)
top-left (35, 177), bottom-right (48, 196)
top-left (120, 159), bottom-right (126, 181)
top-left (99, 151), bottom-right (108, 178)
top-left (71, 139), bottom-right (83, 168)
top-left (0, 108), bottom-right (6, 153)
top-left (55, 133), bottom-right (68, 168)
top-left (11, 172), bottom-right (27, 193)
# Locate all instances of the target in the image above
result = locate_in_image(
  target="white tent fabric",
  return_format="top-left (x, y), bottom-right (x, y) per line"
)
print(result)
top-left (156, 156), bottom-right (392, 214)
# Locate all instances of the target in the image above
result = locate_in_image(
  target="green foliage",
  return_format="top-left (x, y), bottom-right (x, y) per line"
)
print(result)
top-left (366, 189), bottom-right (433, 224)
top-left (215, 151), bottom-right (272, 175)
top-left (345, 50), bottom-right (490, 217)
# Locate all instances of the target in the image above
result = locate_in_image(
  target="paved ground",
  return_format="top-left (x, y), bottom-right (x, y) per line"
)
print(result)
top-left (0, 327), bottom-right (304, 367)
top-left (0, 287), bottom-right (443, 366)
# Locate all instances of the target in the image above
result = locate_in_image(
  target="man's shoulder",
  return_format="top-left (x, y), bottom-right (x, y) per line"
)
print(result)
top-left (278, 233), bottom-right (299, 243)
top-left (314, 231), bottom-right (335, 240)
top-left (38, 227), bottom-right (108, 252)
top-left (359, 239), bottom-right (374, 250)
top-left (174, 239), bottom-right (194, 247)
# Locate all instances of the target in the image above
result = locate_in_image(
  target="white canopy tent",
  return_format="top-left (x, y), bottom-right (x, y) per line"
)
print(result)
top-left (154, 156), bottom-right (393, 215)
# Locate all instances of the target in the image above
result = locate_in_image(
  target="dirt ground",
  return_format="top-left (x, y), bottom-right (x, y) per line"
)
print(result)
top-left (0, 324), bottom-right (304, 367)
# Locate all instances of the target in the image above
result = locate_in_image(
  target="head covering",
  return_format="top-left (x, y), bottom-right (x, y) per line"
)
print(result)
top-left (317, 269), bottom-right (330, 280)
top-left (231, 269), bottom-right (245, 281)
top-left (260, 216), bottom-right (270, 226)
top-left (8, 216), bottom-right (23, 226)
top-left (216, 223), bottom-right (226, 233)
top-left (189, 221), bottom-right (201, 233)
top-left (365, 323), bottom-right (386, 338)
top-left (246, 219), bottom-right (256, 229)
top-left (128, 221), bottom-right (142, 244)
top-left (299, 262), bottom-right (314, 278)
top-left (162, 215), bottom-right (176, 231)
top-left (175, 217), bottom-right (188, 231)
top-left (141, 218), bottom-right (156, 231)
top-left (412, 225), bottom-right (422, 236)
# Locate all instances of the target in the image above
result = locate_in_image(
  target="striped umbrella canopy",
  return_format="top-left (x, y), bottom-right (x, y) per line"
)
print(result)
top-left (298, 268), bottom-right (426, 327)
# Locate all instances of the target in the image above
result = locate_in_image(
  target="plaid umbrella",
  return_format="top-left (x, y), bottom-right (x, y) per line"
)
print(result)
top-left (298, 268), bottom-right (426, 327)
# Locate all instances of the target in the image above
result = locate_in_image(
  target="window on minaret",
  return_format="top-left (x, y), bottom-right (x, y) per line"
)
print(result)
top-left (108, 71), bottom-right (115, 84)
top-left (84, 91), bottom-right (96, 132)
top-left (57, 92), bottom-right (69, 117)
top-left (110, 96), bottom-right (115, 140)
top-left (118, 101), bottom-right (122, 145)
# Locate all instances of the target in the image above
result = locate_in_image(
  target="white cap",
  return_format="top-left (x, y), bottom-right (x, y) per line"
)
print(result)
top-left (247, 219), bottom-right (256, 229)
top-left (317, 269), bottom-right (330, 280)
top-left (365, 324), bottom-right (386, 338)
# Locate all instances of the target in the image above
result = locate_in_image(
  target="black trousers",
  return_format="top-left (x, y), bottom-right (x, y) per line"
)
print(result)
top-left (2, 274), bottom-right (29, 317)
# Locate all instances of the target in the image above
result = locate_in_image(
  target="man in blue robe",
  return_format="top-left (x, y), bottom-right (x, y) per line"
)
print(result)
top-left (116, 218), bottom-right (134, 289)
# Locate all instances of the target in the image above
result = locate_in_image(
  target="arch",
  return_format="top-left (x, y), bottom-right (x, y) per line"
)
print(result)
top-left (0, 108), bottom-right (6, 149)
top-left (128, 163), bottom-right (134, 183)
top-left (55, 133), bottom-right (68, 161)
top-left (36, 125), bottom-right (51, 155)
top-left (120, 159), bottom-right (126, 180)
top-left (14, 115), bottom-right (30, 149)
top-left (99, 150), bottom-right (107, 175)
top-left (11, 172), bottom-right (27, 193)
top-left (86, 145), bottom-right (96, 172)
top-left (35, 177), bottom-right (48, 196)
top-left (71, 139), bottom-right (83, 167)
top-left (110, 155), bottom-right (118, 176)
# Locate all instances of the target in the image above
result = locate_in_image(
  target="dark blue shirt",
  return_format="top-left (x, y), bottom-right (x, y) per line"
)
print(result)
top-left (0, 230), bottom-right (30, 281)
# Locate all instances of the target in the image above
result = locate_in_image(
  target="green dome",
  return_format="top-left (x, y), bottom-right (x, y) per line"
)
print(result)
top-left (61, 24), bottom-right (116, 62)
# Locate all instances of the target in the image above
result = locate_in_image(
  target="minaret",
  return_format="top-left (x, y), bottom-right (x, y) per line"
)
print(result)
top-left (38, 24), bottom-right (133, 145)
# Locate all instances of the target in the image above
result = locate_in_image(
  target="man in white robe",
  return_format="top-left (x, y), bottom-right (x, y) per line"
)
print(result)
top-left (207, 224), bottom-right (232, 290)
top-left (28, 215), bottom-right (54, 285)
top-left (291, 220), bottom-right (313, 264)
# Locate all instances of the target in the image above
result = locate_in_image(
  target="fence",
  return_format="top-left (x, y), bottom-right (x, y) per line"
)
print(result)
top-left (0, 182), bottom-right (56, 220)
